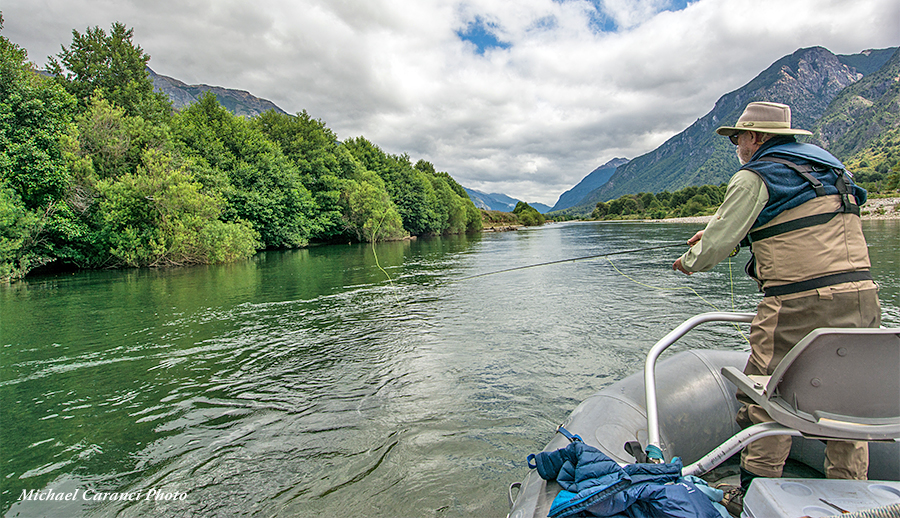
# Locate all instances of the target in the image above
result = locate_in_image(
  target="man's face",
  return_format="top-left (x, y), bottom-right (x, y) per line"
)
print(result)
top-left (734, 131), bottom-right (758, 165)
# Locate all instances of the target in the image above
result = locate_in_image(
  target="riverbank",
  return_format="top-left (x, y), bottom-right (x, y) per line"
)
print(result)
top-left (647, 197), bottom-right (900, 225)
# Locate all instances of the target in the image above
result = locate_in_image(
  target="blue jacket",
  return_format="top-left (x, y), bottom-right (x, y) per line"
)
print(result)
top-left (528, 441), bottom-right (724, 518)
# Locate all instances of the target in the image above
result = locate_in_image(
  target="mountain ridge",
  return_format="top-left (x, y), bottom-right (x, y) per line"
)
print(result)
top-left (549, 157), bottom-right (629, 212)
top-left (463, 188), bottom-right (551, 213)
top-left (148, 67), bottom-right (288, 117)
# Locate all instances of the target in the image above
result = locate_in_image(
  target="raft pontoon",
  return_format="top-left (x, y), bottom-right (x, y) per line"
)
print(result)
top-left (507, 312), bottom-right (900, 517)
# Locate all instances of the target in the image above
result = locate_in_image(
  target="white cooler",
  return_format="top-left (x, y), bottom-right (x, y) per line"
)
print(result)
top-left (742, 478), bottom-right (900, 518)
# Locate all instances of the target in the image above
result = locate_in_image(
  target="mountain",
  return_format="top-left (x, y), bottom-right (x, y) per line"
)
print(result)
top-left (558, 46), bottom-right (898, 217)
top-left (148, 67), bottom-right (288, 117)
top-left (549, 157), bottom-right (629, 212)
top-left (836, 47), bottom-right (898, 76)
top-left (463, 188), bottom-right (551, 213)
top-left (530, 202), bottom-right (552, 213)
top-left (465, 188), bottom-right (517, 211)
top-left (813, 48), bottom-right (900, 158)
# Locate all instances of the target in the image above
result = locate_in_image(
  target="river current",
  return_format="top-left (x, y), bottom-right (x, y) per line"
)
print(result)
top-left (2, 220), bottom-right (898, 517)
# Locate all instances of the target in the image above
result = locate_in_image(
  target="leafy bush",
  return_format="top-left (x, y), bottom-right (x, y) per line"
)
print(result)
top-left (94, 149), bottom-right (258, 267)
top-left (171, 93), bottom-right (316, 248)
top-left (513, 201), bottom-right (545, 226)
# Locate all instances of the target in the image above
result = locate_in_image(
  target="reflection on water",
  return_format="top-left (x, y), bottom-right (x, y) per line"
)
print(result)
top-left (1, 220), bottom-right (897, 517)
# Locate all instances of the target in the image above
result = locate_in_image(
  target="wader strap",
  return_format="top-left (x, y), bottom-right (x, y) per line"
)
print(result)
top-left (748, 212), bottom-right (840, 243)
top-left (835, 169), bottom-right (861, 216)
top-left (758, 156), bottom-right (826, 196)
top-left (763, 271), bottom-right (873, 298)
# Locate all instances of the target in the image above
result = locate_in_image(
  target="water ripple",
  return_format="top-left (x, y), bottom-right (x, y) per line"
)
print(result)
top-left (1, 221), bottom-right (896, 517)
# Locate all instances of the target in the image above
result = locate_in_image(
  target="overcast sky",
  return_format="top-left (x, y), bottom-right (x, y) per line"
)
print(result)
top-left (3, 1), bottom-right (898, 206)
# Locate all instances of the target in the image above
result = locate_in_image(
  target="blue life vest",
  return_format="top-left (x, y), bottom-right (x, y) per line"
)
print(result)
top-left (741, 137), bottom-right (866, 229)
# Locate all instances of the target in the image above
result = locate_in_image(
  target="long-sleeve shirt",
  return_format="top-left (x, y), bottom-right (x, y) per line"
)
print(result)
top-left (678, 169), bottom-right (770, 272)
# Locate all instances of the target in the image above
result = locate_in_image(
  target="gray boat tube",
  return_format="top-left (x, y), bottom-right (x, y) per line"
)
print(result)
top-left (507, 349), bottom-right (899, 518)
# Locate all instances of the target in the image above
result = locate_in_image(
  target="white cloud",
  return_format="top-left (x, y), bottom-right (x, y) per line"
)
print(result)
top-left (2, 0), bottom-right (898, 205)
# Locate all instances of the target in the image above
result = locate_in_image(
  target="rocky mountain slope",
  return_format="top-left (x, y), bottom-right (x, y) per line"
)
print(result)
top-left (148, 68), bottom-right (287, 117)
top-left (549, 157), bottom-right (628, 212)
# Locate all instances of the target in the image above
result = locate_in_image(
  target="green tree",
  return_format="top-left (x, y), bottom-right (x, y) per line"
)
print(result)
top-left (886, 163), bottom-right (899, 191)
top-left (41, 95), bottom-right (176, 269)
top-left (513, 201), bottom-right (545, 226)
top-left (47, 22), bottom-right (171, 122)
top-left (171, 92), bottom-right (316, 248)
top-left (639, 192), bottom-right (657, 209)
top-left (428, 173), bottom-right (467, 233)
top-left (1, 27), bottom-right (77, 209)
top-left (0, 187), bottom-right (43, 279)
top-left (680, 194), bottom-right (710, 217)
top-left (344, 138), bottom-right (442, 235)
top-left (606, 198), bottom-right (624, 216)
top-left (620, 196), bottom-right (641, 215)
top-left (0, 19), bottom-right (79, 278)
top-left (75, 95), bottom-right (171, 180)
top-left (94, 149), bottom-right (258, 267)
top-left (431, 170), bottom-right (482, 232)
top-left (342, 170), bottom-right (405, 242)
top-left (252, 110), bottom-right (360, 240)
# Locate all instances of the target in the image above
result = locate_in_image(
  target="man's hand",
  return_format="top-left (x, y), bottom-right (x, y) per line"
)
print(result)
top-left (672, 230), bottom-right (703, 275)
top-left (687, 230), bottom-right (704, 246)
top-left (672, 257), bottom-right (691, 275)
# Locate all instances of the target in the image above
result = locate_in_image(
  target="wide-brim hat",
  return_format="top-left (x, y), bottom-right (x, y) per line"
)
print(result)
top-left (716, 101), bottom-right (812, 137)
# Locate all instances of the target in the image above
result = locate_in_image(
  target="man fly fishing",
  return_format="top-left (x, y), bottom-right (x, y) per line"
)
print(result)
top-left (671, 101), bottom-right (881, 515)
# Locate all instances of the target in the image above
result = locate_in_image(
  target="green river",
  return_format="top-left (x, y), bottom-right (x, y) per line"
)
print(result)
top-left (2, 220), bottom-right (898, 517)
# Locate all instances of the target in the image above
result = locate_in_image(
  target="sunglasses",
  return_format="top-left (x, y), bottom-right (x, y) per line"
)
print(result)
top-left (729, 132), bottom-right (744, 145)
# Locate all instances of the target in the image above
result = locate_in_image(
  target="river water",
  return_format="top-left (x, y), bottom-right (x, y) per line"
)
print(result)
top-left (1, 220), bottom-right (898, 517)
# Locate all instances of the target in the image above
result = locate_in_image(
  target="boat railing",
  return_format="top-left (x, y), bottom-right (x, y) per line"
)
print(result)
top-left (644, 313), bottom-right (900, 478)
top-left (643, 311), bottom-right (754, 462)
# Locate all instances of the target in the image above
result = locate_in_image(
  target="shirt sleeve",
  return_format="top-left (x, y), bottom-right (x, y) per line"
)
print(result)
top-left (679, 170), bottom-right (769, 273)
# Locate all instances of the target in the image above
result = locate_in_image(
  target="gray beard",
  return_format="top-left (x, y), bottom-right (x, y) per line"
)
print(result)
top-left (736, 148), bottom-right (748, 165)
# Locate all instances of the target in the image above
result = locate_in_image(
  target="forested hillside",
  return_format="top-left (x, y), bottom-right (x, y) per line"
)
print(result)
top-left (0, 19), bottom-right (480, 281)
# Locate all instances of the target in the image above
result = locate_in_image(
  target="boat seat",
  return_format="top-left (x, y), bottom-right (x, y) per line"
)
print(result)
top-left (722, 327), bottom-right (900, 441)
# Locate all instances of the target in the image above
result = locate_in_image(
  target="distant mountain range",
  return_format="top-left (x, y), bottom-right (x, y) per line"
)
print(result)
top-left (462, 158), bottom-right (632, 214)
top-left (148, 68), bottom-right (287, 117)
top-left (551, 46), bottom-right (898, 217)
top-left (463, 188), bottom-right (551, 213)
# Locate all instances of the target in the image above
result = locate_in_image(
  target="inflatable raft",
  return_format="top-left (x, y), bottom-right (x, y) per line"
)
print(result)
top-left (507, 312), bottom-right (900, 518)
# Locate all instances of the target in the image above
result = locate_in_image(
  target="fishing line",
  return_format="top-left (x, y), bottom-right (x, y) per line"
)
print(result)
top-left (605, 254), bottom-right (751, 344)
top-left (457, 242), bottom-right (687, 281)
top-left (457, 236), bottom-right (749, 343)
top-left (371, 211), bottom-right (399, 303)
top-left (604, 256), bottom-right (720, 309)
top-left (378, 229), bottom-right (750, 342)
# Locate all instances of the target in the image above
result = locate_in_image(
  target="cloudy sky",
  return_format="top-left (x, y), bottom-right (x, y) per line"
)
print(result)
top-left (3, 0), bottom-right (898, 206)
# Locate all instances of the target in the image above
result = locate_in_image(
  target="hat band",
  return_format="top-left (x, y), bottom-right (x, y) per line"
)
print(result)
top-left (737, 121), bottom-right (792, 129)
